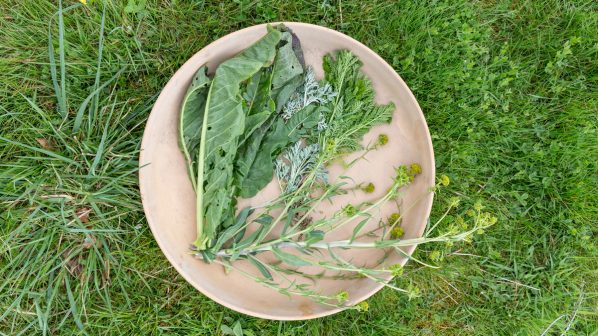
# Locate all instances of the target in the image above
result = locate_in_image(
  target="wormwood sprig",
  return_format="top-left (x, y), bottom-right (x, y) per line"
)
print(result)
top-left (282, 67), bottom-right (337, 121)
top-left (275, 141), bottom-right (328, 193)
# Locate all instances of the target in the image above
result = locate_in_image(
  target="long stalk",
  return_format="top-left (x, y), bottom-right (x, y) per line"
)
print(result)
top-left (193, 84), bottom-right (214, 250)
top-left (214, 224), bottom-right (482, 258)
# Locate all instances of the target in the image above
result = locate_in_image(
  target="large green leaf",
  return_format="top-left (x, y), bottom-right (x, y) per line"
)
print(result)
top-left (235, 117), bottom-right (275, 198)
top-left (238, 68), bottom-right (275, 147)
top-left (194, 26), bottom-right (282, 250)
top-left (234, 30), bottom-right (305, 198)
top-left (234, 64), bottom-right (276, 200)
top-left (179, 65), bottom-right (210, 190)
top-left (271, 31), bottom-right (304, 112)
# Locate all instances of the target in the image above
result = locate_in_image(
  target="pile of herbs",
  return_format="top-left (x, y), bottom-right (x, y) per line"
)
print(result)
top-left (179, 25), bottom-right (493, 308)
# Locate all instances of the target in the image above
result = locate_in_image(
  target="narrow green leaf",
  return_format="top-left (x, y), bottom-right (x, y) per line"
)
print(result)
top-left (281, 207), bottom-right (301, 235)
top-left (88, 3), bottom-right (107, 136)
top-left (48, 2), bottom-right (80, 118)
top-left (350, 217), bottom-right (371, 243)
top-left (248, 255), bottom-right (273, 281)
top-left (34, 300), bottom-right (43, 333)
top-left (57, 0), bottom-right (66, 118)
top-left (305, 230), bottom-right (325, 245)
top-left (272, 246), bottom-right (311, 266)
top-left (90, 99), bottom-right (115, 175)
top-left (211, 207), bottom-right (254, 252)
top-left (48, 16), bottom-right (63, 117)
top-left (252, 214), bottom-right (275, 245)
top-left (233, 214), bottom-right (274, 250)
top-left (42, 273), bottom-right (62, 336)
top-left (233, 208), bottom-right (254, 243)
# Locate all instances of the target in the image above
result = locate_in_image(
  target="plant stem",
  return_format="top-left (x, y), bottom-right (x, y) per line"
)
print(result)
top-left (193, 83), bottom-right (214, 250)
top-left (213, 227), bottom-right (479, 258)
top-left (424, 200), bottom-right (455, 236)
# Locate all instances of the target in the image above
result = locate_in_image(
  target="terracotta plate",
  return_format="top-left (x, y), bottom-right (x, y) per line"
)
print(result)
top-left (139, 22), bottom-right (434, 320)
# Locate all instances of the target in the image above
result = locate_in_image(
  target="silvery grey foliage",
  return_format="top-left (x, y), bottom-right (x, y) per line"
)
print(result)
top-left (302, 68), bottom-right (337, 106)
top-left (281, 67), bottom-right (337, 121)
top-left (275, 141), bottom-right (328, 193)
top-left (317, 114), bottom-right (328, 131)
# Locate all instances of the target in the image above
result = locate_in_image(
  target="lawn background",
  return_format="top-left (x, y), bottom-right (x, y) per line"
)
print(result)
top-left (0, 0), bottom-right (596, 335)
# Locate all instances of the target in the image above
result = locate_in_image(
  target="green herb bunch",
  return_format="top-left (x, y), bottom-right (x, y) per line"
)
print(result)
top-left (178, 25), bottom-right (493, 309)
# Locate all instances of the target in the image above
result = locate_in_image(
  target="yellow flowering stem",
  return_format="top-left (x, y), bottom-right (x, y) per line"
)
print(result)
top-left (424, 199), bottom-right (458, 236)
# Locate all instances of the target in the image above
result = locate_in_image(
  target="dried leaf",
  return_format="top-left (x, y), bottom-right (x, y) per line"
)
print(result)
top-left (62, 249), bottom-right (83, 277)
top-left (102, 259), bottom-right (111, 286)
top-left (36, 138), bottom-right (54, 150)
top-left (82, 236), bottom-right (96, 249)
top-left (76, 207), bottom-right (91, 223)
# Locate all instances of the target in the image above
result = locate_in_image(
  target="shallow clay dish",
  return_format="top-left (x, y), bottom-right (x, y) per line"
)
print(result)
top-left (139, 22), bottom-right (434, 320)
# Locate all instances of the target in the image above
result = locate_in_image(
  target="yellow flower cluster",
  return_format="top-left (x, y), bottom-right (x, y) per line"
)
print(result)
top-left (362, 182), bottom-right (375, 193)
top-left (391, 226), bottom-right (404, 239)
top-left (336, 290), bottom-right (349, 303)
top-left (356, 301), bottom-right (369, 312)
top-left (377, 133), bottom-right (389, 146)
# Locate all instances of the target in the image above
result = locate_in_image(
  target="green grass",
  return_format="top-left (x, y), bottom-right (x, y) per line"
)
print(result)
top-left (1, 0), bottom-right (596, 334)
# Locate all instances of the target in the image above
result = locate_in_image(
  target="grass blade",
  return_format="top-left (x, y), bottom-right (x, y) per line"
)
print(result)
top-left (0, 136), bottom-right (81, 168)
top-left (58, 0), bottom-right (66, 118)
top-left (42, 272), bottom-right (62, 336)
top-left (90, 98), bottom-right (116, 175)
top-left (47, 3), bottom-right (80, 119)
top-left (88, 4), bottom-right (107, 136)
top-left (73, 67), bottom-right (125, 133)
top-left (48, 25), bottom-right (64, 118)
top-left (64, 275), bottom-right (85, 331)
